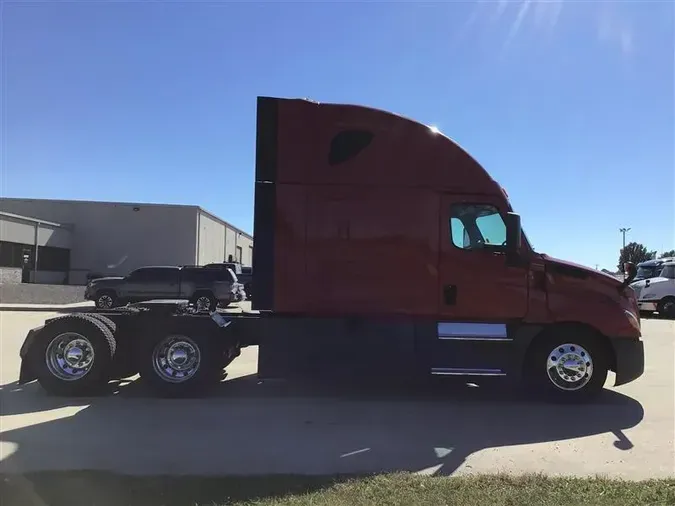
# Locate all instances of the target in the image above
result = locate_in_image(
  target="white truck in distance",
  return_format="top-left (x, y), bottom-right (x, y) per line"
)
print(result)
top-left (631, 260), bottom-right (675, 318)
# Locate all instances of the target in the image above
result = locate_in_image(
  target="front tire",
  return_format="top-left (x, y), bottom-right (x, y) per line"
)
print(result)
top-left (138, 333), bottom-right (222, 397)
top-left (524, 328), bottom-right (609, 402)
top-left (657, 297), bottom-right (675, 319)
top-left (29, 314), bottom-right (117, 396)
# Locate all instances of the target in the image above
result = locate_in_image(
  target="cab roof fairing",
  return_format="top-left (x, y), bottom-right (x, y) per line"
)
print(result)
top-left (271, 97), bottom-right (503, 195)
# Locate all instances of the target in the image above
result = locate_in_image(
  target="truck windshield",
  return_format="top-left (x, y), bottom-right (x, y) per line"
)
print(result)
top-left (661, 265), bottom-right (675, 279)
top-left (636, 265), bottom-right (662, 279)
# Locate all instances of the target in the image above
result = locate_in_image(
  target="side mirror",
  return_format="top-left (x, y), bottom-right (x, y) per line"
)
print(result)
top-left (618, 262), bottom-right (637, 293)
top-left (505, 212), bottom-right (522, 256)
top-left (624, 262), bottom-right (637, 282)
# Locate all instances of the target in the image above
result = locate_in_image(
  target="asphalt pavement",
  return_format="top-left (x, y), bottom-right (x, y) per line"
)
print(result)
top-left (0, 311), bottom-right (673, 480)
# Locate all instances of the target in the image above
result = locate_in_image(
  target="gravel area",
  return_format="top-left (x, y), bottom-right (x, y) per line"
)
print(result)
top-left (0, 284), bottom-right (85, 305)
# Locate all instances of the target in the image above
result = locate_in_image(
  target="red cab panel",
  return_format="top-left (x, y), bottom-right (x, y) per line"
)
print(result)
top-left (437, 194), bottom-right (528, 321)
top-left (274, 98), bottom-right (501, 193)
top-left (254, 97), bottom-right (518, 317)
top-left (544, 257), bottom-right (641, 338)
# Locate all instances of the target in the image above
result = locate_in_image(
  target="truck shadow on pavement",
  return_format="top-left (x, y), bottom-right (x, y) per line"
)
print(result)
top-left (0, 376), bottom-right (644, 505)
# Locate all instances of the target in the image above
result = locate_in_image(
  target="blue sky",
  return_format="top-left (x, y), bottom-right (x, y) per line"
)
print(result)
top-left (2, 1), bottom-right (673, 270)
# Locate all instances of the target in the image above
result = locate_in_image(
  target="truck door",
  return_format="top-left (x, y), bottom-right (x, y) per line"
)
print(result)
top-left (438, 195), bottom-right (528, 320)
top-left (153, 268), bottom-right (181, 299)
top-left (120, 268), bottom-right (155, 301)
top-left (123, 268), bottom-right (179, 301)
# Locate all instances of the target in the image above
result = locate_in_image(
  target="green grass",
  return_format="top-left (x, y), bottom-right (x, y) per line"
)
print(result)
top-left (2, 472), bottom-right (674, 506)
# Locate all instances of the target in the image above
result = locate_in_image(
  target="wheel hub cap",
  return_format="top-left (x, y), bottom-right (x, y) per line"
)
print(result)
top-left (45, 333), bottom-right (96, 381)
top-left (546, 343), bottom-right (593, 391)
top-left (99, 296), bottom-right (112, 308)
top-left (152, 335), bottom-right (201, 383)
top-left (65, 346), bottom-right (83, 364)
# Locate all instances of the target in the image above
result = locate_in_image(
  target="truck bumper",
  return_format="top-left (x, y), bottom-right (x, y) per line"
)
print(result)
top-left (612, 338), bottom-right (645, 387)
top-left (638, 301), bottom-right (658, 312)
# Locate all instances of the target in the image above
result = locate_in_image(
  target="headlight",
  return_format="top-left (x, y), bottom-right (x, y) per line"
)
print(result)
top-left (624, 309), bottom-right (640, 331)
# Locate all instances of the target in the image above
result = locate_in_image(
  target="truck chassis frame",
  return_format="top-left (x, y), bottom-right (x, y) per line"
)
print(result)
top-left (17, 301), bottom-right (644, 401)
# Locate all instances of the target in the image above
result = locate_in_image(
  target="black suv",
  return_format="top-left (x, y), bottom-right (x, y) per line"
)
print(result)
top-left (85, 265), bottom-right (244, 311)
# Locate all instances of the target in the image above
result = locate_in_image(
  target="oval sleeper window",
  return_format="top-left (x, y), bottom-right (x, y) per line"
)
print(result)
top-left (328, 130), bottom-right (374, 165)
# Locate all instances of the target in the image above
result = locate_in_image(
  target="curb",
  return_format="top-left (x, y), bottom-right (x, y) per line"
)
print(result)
top-left (0, 303), bottom-right (94, 313)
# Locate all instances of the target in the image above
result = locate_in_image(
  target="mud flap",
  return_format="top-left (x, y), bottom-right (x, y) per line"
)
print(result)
top-left (17, 326), bottom-right (43, 384)
top-left (612, 338), bottom-right (645, 387)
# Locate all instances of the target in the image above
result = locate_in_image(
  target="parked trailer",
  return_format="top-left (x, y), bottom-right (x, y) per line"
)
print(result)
top-left (17, 96), bottom-right (645, 402)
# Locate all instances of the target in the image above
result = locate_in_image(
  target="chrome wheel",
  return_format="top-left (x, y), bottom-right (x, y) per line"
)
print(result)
top-left (45, 332), bottom-right (96, 381)
top-left (152, 335), bottom-right (201, 383)
top-left (546, 343), bottom-right (593, 391)
top-left (97, 294), bottom-right (113, 309)
top-left (195, 296), bottom-right (212, 312)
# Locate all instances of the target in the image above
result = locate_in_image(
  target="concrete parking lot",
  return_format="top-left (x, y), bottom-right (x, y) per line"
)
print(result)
top-left (0, 310), bottom-right (673, 480)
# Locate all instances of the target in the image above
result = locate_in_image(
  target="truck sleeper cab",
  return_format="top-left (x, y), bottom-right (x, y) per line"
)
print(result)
top-left (633, 258), bottom-right (673, 283)
top-left (631, 261), bottom-right (675, 318)
top-left (251, 96), bottom-right (644, 400)
top-left (18, 96), bottom-right (644, 402)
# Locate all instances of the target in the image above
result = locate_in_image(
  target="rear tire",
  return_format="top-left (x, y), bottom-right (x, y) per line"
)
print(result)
top-left (657, 297), bottom-right (675, 319)
top-left (191, 291), bottom-right (216, 312)
top-left (137, 332), bottom-right (222, 397)
top-left (84, 313), bottom-right (117, 334)
top-left (523, 327), bottom-right (609, 403)
top-left (95, 291), bottom-right (117, 310)
top-left (29, 313), bottom-right (116, 396)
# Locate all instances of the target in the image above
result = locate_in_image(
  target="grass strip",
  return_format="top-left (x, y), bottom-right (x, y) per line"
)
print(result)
top-left (2, 471), bottom-right (674, 506)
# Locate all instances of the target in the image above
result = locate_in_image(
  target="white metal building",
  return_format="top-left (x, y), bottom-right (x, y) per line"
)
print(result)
top-left (0, 198), bottom-right (253, 285)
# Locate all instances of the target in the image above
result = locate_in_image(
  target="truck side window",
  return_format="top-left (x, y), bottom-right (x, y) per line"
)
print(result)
top-left (449, 204), bottom-right (507, 250)
top-left (450, 218), bottom-right (471, 248)
top-left (328, 130), bottom-right (374, 165)
top-left (128, 269), bottom-right (148, 280)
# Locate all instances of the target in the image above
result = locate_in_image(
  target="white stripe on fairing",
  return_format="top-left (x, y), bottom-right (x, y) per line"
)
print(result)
top-left (431, 367), bottom-right (506, 377)
top-left (437, 322), bottom-right (509, 340)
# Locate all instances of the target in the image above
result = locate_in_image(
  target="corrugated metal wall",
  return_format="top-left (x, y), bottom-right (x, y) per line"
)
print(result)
top-left (197, 212), bottom-right (226, 265)
top-left (0, 212), bottom-right (73, 284)
top-left (198, 210), bottom-right (254, 266)
top-left (0, 214), bottom-right (71, 248)
top-left (0, 199), bottom-right (199, 284)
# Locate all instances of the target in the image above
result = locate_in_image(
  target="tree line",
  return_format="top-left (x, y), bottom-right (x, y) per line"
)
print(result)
top-left (618, 244), bottom-right (675, 271)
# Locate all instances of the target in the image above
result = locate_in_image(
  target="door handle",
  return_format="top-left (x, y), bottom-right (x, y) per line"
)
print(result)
top-left (443, 284), bottom-right (457, 305)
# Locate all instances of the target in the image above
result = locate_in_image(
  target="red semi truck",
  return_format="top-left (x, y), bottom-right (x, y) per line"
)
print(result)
top-left (18, 96), bottom-right (644, 401)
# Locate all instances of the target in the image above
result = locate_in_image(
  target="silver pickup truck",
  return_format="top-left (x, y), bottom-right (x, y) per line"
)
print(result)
top-left (84, 265), bottom-right (244, 311)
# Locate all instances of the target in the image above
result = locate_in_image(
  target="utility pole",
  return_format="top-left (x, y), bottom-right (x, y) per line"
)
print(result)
top-left (619, 227), bottom-right (631, 279)
top-left (619, 227), bottom-right (630, 251)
